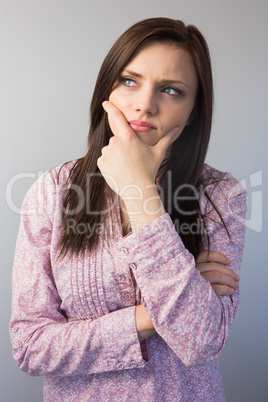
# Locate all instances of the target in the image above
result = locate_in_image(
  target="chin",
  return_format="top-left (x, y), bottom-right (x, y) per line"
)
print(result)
top-left (136, 133), bottom-right (158, 146)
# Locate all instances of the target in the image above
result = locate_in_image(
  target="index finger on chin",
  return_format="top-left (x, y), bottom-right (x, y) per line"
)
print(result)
top-left (102, 101), bottom-right (133, 139)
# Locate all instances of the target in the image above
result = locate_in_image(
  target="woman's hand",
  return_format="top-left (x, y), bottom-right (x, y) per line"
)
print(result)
top-left (97, 101), bottom-right (179, 231)
top-left (135, 304), bottom-right (156, 342)
top-left (97, 101), bottom-right (179, 197)
top-left (196, 250), bottom-right (240, 296)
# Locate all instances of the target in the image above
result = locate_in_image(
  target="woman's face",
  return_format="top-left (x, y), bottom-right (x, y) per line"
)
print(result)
top-left (109, 42), bottom-right (198, 147)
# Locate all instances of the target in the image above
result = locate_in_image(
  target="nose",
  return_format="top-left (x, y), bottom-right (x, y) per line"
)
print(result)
top-left (134, 87), bottom-right (158, 115)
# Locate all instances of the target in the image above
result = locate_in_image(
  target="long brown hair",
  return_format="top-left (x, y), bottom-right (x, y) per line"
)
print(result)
top-left (58, 17), bottom-right (223, 258)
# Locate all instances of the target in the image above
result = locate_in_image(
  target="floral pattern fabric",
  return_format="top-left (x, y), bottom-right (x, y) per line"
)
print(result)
top-left (10, 161), bottom-right (247, 401)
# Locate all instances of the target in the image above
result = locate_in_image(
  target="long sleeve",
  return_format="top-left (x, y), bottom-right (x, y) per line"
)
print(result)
top-left (9, 168), bottom-right (146, 377)
top-left (117, 173), bottom-right (247, 368)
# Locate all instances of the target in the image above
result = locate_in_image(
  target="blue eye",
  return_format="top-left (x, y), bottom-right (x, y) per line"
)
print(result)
top-left (162, 87), bottom-right (181, 96)
top-left (121, 77), bottom-right (137, 87)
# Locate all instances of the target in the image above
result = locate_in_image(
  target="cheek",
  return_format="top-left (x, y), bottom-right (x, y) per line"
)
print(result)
top-left (163, 110), bottom-right (185, 134)
top-left (108, 91), bottom-right (116, 104)
top-left (109, 91), bottom-right (124, 109)
top-left (168, 104), bottom-right (193, 128)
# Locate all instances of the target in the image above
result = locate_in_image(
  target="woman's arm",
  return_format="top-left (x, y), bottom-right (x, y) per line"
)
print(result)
top-left (10, 171), bottom-right (147, 377)
top-left (118, 178), bottom-right (247, 367)
top-left (136, 249), bottom-right (240, 342)
top-left (98, 102), bottom-right (245, 354)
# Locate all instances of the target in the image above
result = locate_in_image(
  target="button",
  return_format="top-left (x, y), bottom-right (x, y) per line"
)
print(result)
top-left (130, 360), bottom-right (137, 367)
top-left (116, 362), bottom-right (124, 369)
top-left (129, 263), bottom-right (136, 270)
top-left (119, 274), bottom-right (127, 282)
top-left (122, 248), bottom-right (128, 255)
top-left (124, 292), bottom-right (131, 300)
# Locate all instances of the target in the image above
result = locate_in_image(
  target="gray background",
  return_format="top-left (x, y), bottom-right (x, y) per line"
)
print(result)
top-left (1, 0), bottom-right (267, 401)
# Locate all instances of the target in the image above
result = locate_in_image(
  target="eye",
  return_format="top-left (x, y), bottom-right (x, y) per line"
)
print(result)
top-left (120, 77), bottom-right (137, 87)
top-left (162, 87), bottom-right (182, 96)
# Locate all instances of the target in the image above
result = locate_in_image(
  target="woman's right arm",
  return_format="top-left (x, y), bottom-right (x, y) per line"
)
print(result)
top-left (9, 171), bottom-right (147, 377)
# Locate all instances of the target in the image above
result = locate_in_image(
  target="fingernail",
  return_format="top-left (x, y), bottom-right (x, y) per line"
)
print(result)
top-left (102, 101), bottom-right (108, 109)
top-left (235, 274), bottom-right (240, 281)
top-left (227, 258), bottom-right (231, 264)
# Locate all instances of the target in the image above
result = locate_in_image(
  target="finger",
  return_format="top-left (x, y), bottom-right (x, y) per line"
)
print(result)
top-left (211, 284), bottom-right (235, 297)
top-left (153, 126), bottom-right (180, 154)
top-left (196, 262), bottom-right (239, 281)
top-left (199, 271), bottom-right (239, 289)
top-left (196, 250), bottom-right (231, 265)
top-left (102, 101), bottom-right (134, 139)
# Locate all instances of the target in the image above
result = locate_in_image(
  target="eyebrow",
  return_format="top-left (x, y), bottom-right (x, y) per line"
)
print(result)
top-left (123, 69), bottom-right (189, 89)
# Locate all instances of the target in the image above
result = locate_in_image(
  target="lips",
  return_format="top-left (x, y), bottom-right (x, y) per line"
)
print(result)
top-left (128, 120), bottom-right (156, 132)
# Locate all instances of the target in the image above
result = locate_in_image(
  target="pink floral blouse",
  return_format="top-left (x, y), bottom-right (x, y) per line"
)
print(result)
top-left (10, 161), bottom-right (247, 401)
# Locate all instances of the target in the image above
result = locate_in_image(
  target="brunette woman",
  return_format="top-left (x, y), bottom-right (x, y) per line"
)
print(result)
top-left (10, 17), bottom-right (246, 401)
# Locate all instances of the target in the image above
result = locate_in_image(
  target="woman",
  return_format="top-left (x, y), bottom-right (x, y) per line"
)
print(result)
top-left (10, 17), bottom-right (246, 401)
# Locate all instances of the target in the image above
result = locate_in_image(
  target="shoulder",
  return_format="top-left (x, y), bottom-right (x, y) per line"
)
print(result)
top-left (21, 160), bottom-right (78, 214)
top-left (27, 159), bottom-right (77, 192)
top-left (199, 163), bottom-right (247, 221)
top-left (43, 159), bottom-right (78, 187)
top-left (200, 163), bottom-right (247, 202)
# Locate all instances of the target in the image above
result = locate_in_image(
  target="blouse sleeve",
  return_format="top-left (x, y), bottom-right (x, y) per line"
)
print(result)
top-left (117, 173), bottom-right (247, 368)
top-left (9, 170), bottom-right (146, 377)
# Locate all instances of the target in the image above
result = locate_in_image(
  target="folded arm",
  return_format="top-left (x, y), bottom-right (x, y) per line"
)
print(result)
top-left (118, 178), bottom-right (247, 367)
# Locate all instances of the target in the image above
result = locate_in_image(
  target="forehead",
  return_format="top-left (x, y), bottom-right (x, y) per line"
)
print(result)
top-left (124, 42), bottom-right (197, 83)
